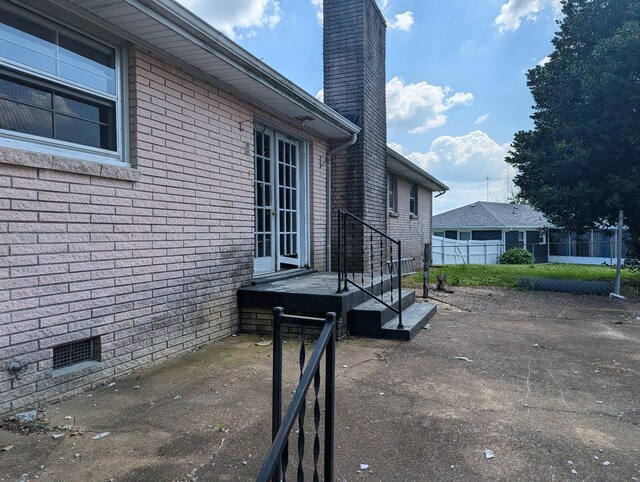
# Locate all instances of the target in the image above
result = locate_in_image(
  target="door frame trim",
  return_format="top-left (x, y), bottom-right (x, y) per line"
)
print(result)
top-left (253, 123), bottom-right (310, 276)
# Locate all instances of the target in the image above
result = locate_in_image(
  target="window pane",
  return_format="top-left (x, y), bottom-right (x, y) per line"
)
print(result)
top-left (0, 98), bottom-right (52, 137)
top-left (59, 33), bottom-right (115, 70)
top-left (0, 7), bottom-right (57, 74)
top-left (0, 5), bottom-right (116, 95)
top-left (55, 111), bottom-right (115, 151)
top-left (0, 75), bottom-right (51, 108)
top-left (0, 37), bottom-right (56, 74)
top-left (54, 95), bottom-right (102, 122)
top-left (58, 59), bottom-right (116, 95)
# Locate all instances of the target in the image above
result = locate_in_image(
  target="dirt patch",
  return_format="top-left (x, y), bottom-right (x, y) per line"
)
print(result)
top-left (0, 411), bottom-right (50, 436)
top-left (423, 285), bottom-right (640, 324)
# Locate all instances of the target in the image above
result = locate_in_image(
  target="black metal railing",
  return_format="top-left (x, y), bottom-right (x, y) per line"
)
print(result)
top-left (336, 210), bottom-right (403, 329)
top-left (257, 307), bottom-right (336, 482)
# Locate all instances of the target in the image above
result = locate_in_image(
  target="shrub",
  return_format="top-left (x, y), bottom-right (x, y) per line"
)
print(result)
top-left (498, 248), bottom-right (534, 265)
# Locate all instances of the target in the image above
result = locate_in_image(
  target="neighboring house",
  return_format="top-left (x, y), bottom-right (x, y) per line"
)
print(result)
top-left (0, 0), bottom-right (445, 414)
top-left (432, 201), bottom-right (627, 265)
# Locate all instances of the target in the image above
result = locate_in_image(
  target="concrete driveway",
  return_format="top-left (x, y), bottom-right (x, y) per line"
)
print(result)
top-left (1, 288), bottom-right (639, 481)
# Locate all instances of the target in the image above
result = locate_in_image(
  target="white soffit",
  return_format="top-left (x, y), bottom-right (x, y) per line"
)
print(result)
top-left (61, 0), bottom-right (359, 140)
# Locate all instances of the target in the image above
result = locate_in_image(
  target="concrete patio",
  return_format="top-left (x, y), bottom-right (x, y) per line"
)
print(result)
top-left (1, 289), bottom-right (639, 481)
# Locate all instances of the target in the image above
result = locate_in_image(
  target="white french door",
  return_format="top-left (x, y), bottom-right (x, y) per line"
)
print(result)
top-left (254, 127), bottom-right (307, 275)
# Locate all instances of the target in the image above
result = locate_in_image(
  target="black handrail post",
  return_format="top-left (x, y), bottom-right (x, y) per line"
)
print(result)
top-left (423, 243), bottom-right (430, 299)
top-left (336, 210), bottom-right (342, 293)
top-left (324, 312), bottom-right (336, 481)
top-left (397, 241), bottom-right (403, 329)
top-left (271, 307), bottom-right (284, 482)
top-left (342, 211), bottom-right (348, 292)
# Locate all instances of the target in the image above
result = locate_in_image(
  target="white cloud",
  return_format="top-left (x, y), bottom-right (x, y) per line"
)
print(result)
top-left (386, 76), bottom-right (474, 133)
top-left (494, 0), bottom-right (561, 33)
top-left (176, 0), bottom-right (281, 39)
top-left (388, 11), bottom-right (414, 31)
top-left (387, 142), bottom-right (405, 155)
top-left (474, 113), bottom-right (490, 125)
top-left (392, 131), bottom-right (514, 213)
top-left (311, 0), bottom-right (412, 32)
top-left (316, 88), bottom-right (324, 102)
top-left (537, 55), bottom-right (551, 66)
top-left (311, 0), bottom-right (323, 24)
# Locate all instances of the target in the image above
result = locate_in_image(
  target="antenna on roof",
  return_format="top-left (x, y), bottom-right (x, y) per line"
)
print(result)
top-left (486, 174), bottom-right (490, 201)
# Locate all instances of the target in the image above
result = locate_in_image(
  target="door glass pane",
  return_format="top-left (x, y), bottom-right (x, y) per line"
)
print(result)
top-left (255, 131), bottom-right (262, 156)
top-left (257, 210), bottom-right (264, 232)
top-left (264, 134), bottom-right (270, 158)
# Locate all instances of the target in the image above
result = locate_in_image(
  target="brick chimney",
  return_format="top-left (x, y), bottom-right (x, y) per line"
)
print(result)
top-left (323, 0), bottom-right (387, 270)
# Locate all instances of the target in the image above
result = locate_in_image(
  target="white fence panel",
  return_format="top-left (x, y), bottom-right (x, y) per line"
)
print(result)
top-left (431, 236), bottom-right (503, 265)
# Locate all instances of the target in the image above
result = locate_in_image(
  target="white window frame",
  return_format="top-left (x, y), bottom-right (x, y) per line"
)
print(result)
top-left (409, 183), bottom-right (418, 215)
top-left (0, 2), bottom-right (127, 166)
top-left (388, 173), bottom-right (398, 213)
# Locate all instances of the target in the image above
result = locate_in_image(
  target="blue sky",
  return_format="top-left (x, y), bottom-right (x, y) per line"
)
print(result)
top-left (176, 0), bottom-right (562, 213)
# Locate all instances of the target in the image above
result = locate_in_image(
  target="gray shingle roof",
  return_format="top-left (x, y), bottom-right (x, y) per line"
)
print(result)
top-left (433, 201), bottom-right (550, 229)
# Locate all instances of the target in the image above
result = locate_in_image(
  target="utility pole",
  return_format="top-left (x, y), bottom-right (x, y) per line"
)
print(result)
top-left (615, 209), bottom-right (623, 295)
top-left (610, 209), bottom-right (625, 299)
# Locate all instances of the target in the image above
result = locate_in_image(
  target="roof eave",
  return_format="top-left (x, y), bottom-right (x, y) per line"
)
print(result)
top-left (140, 0), bottom-right (360, 139)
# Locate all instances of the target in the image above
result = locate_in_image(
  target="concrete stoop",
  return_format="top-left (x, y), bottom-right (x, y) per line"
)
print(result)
top-left (347, 289), bottom-right (436, 340)
top-left (238, 271), bottom-right (436, 340)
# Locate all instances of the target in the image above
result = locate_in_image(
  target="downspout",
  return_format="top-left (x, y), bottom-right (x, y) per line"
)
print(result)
top-left (434, 190), bottom-right (446, 198)
top-left (326, 133), bottom-right (358, 271)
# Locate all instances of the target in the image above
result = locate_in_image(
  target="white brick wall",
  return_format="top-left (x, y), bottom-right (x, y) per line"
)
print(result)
top-left (387, 176), bottom-right (433, 270)
top-left (0, 46), bottom-right (328, 414)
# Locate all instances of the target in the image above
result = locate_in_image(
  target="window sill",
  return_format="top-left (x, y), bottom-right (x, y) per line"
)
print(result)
top-left (0, 147), bottom-right (140, 182)
top-left (53, 360), bottom-right (100, 378)
top-left (410, 214), bottom-right (419, 220)
top-left (388, 211), bottom-right (399, 218)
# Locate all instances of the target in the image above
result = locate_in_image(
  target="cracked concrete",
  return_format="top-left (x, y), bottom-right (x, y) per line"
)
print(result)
top-left (1, 289), bottom-right (639, 481)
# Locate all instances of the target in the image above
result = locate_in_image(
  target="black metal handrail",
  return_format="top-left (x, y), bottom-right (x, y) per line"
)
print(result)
top-left (257, 307), bottom-right (336, 482)
top-left (336, 210), bottom-right (403, 329)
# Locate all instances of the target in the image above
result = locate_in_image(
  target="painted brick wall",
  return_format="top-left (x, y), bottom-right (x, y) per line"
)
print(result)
top-left (387, 177), bottom-right (434, 270)
top-left (0, 46), bottom-right (328, 415)
top-left (324, 0), bottom-right (387, 271)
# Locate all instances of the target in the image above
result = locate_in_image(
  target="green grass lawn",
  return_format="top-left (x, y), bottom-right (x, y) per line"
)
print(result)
top-left (409, 263), bottom-right (639, 289)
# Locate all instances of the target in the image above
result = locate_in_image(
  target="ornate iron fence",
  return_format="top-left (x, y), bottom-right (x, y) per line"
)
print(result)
top-left (256, 308), bottom-right (336, 482)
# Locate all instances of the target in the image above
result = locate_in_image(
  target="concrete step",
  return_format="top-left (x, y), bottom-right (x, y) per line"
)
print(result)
top-left (348, 289), bottom-right (415, 329)
top-left (380, 302), bottom-right (437, 341)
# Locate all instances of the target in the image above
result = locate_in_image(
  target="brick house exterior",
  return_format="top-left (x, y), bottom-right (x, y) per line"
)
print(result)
top-left (0, 0), bottom-right (446, 415)
top-left (386, 148), bottom-right (447, 270)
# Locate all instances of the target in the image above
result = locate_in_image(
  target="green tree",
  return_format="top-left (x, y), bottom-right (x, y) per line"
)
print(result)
top-left (506, 0), bottom-right (640, 263)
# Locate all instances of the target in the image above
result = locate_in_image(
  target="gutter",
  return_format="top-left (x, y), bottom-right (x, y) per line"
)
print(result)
top-left (326, 133), bottom-right (358, 271)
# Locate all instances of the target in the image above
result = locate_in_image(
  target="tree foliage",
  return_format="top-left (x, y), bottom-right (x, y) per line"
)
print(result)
top-left (506, 0), bottom-right (640, 262)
